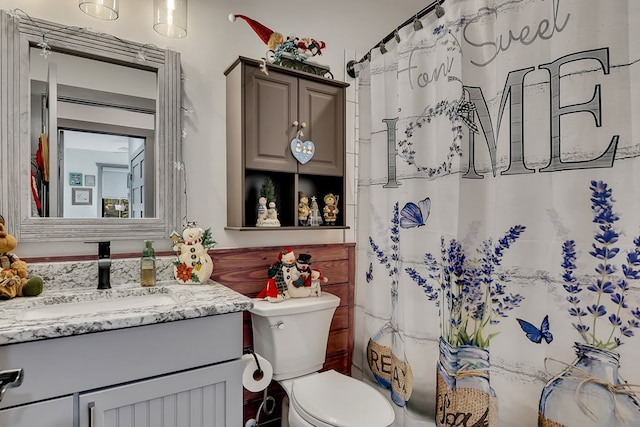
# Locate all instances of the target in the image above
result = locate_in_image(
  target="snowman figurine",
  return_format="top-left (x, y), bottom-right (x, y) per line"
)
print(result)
top-left (172, 222), bottom-right (216, 284)
top-left (256, 247), bottom-right (301, 302)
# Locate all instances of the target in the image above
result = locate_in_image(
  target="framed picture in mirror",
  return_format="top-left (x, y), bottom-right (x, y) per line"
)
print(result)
top-left (72, 188), bottom-right (92, 205)
top-left (69, 172), bottom-right (83, 186)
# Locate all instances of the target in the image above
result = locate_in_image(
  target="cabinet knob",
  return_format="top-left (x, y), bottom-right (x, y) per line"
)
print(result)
top-left (292, 120), bottom-right (299, 127)
top-left (300, 122), bottom-right (307, 128)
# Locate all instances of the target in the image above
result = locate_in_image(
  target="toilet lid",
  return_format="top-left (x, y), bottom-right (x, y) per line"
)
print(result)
top-left (291, 370), bottom-right (395, 427)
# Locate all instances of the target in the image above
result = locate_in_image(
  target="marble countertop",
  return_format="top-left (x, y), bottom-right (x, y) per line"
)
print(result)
top-left (0, 281), bottom-right (253, 346)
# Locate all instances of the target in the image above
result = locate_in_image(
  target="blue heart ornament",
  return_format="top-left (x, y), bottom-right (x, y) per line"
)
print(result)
top-left (291, 138), bottom-right (315, 164)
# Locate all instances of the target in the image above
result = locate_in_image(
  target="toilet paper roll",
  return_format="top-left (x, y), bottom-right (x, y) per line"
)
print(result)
top-left (241, 352), bottom-right (273, 392)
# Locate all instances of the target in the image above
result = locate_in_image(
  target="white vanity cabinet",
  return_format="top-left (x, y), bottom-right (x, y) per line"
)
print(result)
top-left (0, 396), bottom-right (74, 427)
top-left (0, 312), bottom-right (244, 427)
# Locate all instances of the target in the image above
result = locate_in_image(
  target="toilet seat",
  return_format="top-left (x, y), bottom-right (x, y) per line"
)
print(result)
top-left (289, 370), bottom-right (394, 427)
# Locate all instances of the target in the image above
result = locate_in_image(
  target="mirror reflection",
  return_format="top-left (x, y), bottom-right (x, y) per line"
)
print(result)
top-left (56, 130), bottom-right (153, 218)
top-left (29, 48), bottom-right (157, 219)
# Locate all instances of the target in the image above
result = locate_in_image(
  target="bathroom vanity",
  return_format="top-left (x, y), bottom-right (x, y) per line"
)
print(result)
top-left (0, 281), bottom-right (253, 427)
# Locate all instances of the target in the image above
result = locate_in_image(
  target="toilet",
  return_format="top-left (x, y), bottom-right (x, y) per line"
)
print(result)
top-left (250, 293), bottom-right (395, 427)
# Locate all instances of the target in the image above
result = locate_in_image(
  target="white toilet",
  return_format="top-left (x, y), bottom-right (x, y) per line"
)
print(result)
top-left (250, 293), bottom-right (395, 427)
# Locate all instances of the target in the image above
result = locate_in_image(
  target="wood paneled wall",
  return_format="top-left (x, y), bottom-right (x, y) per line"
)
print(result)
top-left (210, 243), bottom-right (355, 426)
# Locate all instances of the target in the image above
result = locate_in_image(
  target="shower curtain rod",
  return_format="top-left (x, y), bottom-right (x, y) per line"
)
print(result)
top-left (346, 0), bottom-right (446, 78)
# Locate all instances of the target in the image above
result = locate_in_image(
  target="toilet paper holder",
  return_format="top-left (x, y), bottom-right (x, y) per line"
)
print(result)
top-left (244, 348), bottom-right (264, 381)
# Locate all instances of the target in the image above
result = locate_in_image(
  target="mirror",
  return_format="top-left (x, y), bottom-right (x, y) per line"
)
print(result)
top-left (30, 48), bottom-right (157, 219)
top-left (0, 10), bottom-right (183, 242)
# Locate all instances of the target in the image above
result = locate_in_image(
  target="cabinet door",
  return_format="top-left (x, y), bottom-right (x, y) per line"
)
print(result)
top-left (0, 396), bottom-right (73, 427)
top-left (245, 65), bottom-right (299, 172)
top-left (79, 361), bottom-right (243, 427)
top-left (298, 79), bottom-right (345, 176)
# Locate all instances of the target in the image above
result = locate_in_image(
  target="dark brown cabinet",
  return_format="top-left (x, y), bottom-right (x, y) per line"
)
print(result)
top-left (225, 57), bottom-right (349, 229)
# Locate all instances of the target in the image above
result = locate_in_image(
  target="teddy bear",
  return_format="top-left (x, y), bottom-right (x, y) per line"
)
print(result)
top-left (322, 193), bottom-right (339, 225)
top-left (0, 221), bottom-right (44, 299)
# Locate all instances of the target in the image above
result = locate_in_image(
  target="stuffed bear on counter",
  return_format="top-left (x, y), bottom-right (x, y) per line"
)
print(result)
top-left (0, 218), bottom-right (43, 299)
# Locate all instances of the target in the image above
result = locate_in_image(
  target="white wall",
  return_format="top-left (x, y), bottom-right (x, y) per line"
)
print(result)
top-left (64, 148), bottom-right (128, 218)
top-left (1, 0), bottom-right (426, 257)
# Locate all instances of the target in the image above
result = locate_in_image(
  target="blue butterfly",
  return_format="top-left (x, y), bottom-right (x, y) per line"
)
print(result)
top-left (517, 315), bottom-right (553, 344)
top-left (365, 262), bottom-right (373, 283)
top-left (400, 197), bottom-right (431, 229)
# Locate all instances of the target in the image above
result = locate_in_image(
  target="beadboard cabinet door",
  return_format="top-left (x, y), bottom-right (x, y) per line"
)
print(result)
top-left (79, 361), bottom-right (243, 427)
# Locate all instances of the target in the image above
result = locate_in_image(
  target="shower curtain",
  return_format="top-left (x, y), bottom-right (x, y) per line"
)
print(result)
top-left (355, 0), bottom-right (640, 426)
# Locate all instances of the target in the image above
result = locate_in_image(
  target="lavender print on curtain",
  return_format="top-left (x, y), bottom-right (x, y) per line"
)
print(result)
top-left (367, 203), bottom-right (414, 407)
top-left (354, 0), bottom-right (640, 426)
top-left (407, 225), bottom-right (526, 427)
top-left (539, 180), bottom-right (640, 426)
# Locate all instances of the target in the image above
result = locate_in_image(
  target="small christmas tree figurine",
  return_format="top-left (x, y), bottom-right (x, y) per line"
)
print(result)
top-left (258, 178), bottom-right (280, 227)
top-left (260, 177), bottom-right (276, 205)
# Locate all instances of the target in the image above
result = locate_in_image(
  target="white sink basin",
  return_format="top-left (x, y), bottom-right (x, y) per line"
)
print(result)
top-left (20, 290), bottom-right (178, 320)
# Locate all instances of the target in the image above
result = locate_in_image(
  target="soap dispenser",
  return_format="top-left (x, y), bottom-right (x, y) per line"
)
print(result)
top-left (140, 240), bottom-right (156, 287)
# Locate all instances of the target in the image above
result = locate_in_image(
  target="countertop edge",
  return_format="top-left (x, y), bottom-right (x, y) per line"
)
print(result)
top-left (0, 281), bottom-right (253, 346)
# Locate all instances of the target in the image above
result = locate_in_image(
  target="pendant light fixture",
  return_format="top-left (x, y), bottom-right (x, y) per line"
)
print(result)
top-left (153, 0), bottom-right (188, 38)
top-left (78, 0), bottom-right (119, 20)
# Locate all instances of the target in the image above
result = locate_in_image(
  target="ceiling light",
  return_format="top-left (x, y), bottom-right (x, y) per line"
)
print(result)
top-left (153, 0), bottom-right (188, 38)
top-left (79, 0), bottom-right (119, 20)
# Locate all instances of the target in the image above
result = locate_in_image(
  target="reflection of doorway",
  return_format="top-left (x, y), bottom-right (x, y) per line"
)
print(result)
top-left (129, 145), bottom-right (145, 218)
top-left (97, 163), bottom-right (129, 218)
top-left (102, 198), bottom-right (129, 218)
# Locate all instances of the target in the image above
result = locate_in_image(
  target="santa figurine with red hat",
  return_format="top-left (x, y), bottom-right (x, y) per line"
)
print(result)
top-left (229, 13), bottom-right (325, 60)
top-left (256, 247), bottom-right (298, 302)
top-left (228, 14), bottom-right (284, 51)
top-left (256, 248), bottom-right (328, 301)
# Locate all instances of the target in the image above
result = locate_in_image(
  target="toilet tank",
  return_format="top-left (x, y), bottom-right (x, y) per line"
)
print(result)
top-left (249, 293), bottom-right (340, 381)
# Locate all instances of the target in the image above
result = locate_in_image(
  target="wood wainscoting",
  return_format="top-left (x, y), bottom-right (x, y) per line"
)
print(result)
top-left (210, 243), bottom-right (355, 425)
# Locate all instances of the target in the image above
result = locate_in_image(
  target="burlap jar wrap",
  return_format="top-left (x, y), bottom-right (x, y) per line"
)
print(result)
top-left (367, 338), bottom-right (414, 401)
top-left (436, 372), bottom-right (498, 427)
top-left (538, 414), bottom-right (565, 427)
top-left (435, 338), bottom-right (497, 427)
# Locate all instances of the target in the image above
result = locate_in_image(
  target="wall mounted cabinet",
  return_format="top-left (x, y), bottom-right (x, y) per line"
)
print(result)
top-left (225, 57), bottom-right (349, 229)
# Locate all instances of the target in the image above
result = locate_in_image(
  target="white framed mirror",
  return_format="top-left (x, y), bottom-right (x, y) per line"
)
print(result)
top-left (0, 10), bottom-right (183, 242)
